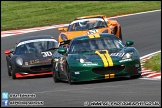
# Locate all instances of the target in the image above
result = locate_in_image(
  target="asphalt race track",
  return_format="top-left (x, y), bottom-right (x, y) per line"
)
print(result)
top-left (1, 11), bottom-right (161, 107)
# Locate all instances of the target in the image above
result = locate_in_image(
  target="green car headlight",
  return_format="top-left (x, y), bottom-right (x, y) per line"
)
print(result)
top-left (16, 57), bottom-right (23, 65)
top-left (76, 58), bottom-right (92, 63)
top-left (122, 52), bottom-right (133, 59)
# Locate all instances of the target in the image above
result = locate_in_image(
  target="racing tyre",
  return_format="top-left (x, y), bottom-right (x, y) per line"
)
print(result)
top-left (7, 61), bottom-right (11, 76)
top-left (52, 64), bottom-right (59, 83)
top-left (11, 69), bottom-right (16, 79)
top-left (53, 71), bottom-right (59, 83)
top-left (66, 65), bottom-right (72, 85)
top-left (130, 74), bottom-right (141, 79)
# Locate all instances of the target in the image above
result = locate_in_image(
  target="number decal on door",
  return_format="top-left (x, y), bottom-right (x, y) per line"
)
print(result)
top-left (87, 29), bottom-right (98, 35)
top-left (41, 51), bottom-right (53, 57)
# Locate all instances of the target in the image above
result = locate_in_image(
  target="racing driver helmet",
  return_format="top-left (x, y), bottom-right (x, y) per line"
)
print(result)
top-left (79, 21), bottom-right (87, 28)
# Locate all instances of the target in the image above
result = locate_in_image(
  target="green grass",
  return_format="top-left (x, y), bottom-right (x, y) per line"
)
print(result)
top-left (143, 53), bottom-right (161, 72)
top-left (1, 1), bottom-right (161, 31)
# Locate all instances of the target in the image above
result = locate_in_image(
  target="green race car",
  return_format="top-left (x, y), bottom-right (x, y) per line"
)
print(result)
top-left (52, 33), bottom-right (141, 84)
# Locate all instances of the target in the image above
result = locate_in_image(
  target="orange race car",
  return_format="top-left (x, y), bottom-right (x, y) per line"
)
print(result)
top-left (58, 15), bottom-right (122, 44)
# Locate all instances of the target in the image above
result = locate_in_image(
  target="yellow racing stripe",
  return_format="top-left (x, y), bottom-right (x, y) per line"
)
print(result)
top-left (95, 50), bottom-right (108, 67)
top-left (95, 50), bottom-right (114, 67)
top-left (88, 34), bottom-right (95, 38)
top-left (93, 33), bottom-right (100, 38)
top-left (104, 50), bottom-right (113, 66)
top-left (96, 50), bottom-right (114, 79)
top-left (88, 33), bottom-right (100, 38)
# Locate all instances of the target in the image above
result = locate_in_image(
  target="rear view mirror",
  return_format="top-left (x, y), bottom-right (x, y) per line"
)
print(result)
top-left (111, 22), bottom-right (117, 26)
top-left (4, 49), bottom-right (15, 55)
top-left (4, 50), bottom-right (11, 55)
top-left (126, 41), bottom-right (134, 46)
top-left (58, 48), bottom-right (67, 54)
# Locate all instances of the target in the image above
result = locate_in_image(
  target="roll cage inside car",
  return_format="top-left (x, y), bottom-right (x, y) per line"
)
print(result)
top-left (67, 16), bottom-right (108, 31)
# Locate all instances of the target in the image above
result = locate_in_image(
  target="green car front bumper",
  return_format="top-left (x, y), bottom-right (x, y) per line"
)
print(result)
top-left (69, 59), bottom-right (141, 82)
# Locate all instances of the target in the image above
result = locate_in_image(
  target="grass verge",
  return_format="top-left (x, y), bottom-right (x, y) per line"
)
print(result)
top-left (143, 53), bottom-right (161, 72)
top-left (1, 1), bottom-right (161, 31)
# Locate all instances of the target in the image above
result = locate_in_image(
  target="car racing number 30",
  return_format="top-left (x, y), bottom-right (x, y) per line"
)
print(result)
top-left (41, 51), bottom-right (53, 57)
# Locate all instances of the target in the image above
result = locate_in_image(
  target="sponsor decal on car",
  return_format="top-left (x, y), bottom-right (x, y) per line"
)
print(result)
top-left (83, 63), bottom-right (98, 66)
top-left (87, 29), bottom-right (99, 35)
top-left (30, 59), bottom-right (39, 64)
top-left (110, 53), bottom-right (125, 57)
top-left (25, 62), bottom-right (28, 66)
top-left (119, 58), bottom-right (132, 62)
top-left (30, 58), bottom-right (51, 64)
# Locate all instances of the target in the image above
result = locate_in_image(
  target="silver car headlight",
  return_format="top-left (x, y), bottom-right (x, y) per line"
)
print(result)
top-left (16, 57), bottom-right (23, 65)
top-left (122, 52), bottom-right (133, 59)
top-left (76, 58), bottom-right (92, 63)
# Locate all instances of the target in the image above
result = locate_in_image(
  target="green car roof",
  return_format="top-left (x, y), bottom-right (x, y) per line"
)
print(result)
top-left (72, 33), bottom-right (116, 41)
